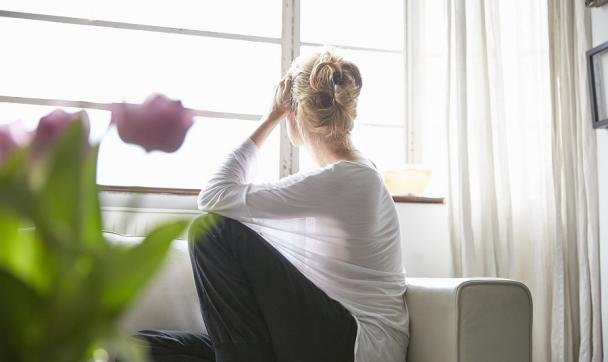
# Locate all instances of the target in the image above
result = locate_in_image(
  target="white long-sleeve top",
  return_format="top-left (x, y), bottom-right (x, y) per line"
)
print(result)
top-left (198, 138), bottom-right (409, 362)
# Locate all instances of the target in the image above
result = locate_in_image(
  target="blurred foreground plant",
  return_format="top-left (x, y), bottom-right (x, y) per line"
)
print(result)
top-left (0, 94), bottom-right (193, 362)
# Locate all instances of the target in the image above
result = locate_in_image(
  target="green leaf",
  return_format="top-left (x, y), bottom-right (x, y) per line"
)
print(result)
top-left (0, 183), bottom-right (40, 223)
top-left (0, 212), bottom-right (21, 266)
top-left (100, 220), bottom-right (188, 311)
top-left (0, 147), bottom-right (27, 184)
top-left (79, 145), bottom-right (105, 251)
top-left (0, 213), bottom-right (53, 294)
top-left (38, 257), bottom-right (109, 362)
top-left (0, 269), bottom-right (45, 362)
top-left (38, 121), bottom-right (88, 248)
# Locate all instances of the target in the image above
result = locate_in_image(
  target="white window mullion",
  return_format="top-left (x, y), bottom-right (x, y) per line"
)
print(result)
top-left (279, 0), bottom-right (300, 178)
top-left (404, 0), bottom-right (416, 164)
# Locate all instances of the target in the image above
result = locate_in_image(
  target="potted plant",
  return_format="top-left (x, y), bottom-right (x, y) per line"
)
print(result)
top-left (0, 94), bottom-right (194, 362)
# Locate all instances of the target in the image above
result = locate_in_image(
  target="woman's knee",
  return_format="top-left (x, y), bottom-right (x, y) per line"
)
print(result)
top-left (188, 213), bottom-right (224, 254)
top-left (188, 213), bottom-right (248, 255)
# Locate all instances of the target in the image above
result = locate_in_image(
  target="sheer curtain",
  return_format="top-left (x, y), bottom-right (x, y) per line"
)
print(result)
top-left (406, 1), bottom-right (601, 361)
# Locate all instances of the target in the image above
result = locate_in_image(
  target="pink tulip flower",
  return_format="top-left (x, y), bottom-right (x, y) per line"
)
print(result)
top-left (111, 94), bottom-right (194, 153)
top-left (32, 110), bottom-right (91, 154)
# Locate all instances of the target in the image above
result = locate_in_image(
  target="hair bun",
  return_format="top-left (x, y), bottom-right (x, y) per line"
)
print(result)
top-left (289, 49), bottom-right (363, 143)
top-left (310, 53), bottom-right (342, 93)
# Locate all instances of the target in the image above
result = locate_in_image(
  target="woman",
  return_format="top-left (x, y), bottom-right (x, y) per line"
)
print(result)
top-left (137, 50), bottom-right (409, 362)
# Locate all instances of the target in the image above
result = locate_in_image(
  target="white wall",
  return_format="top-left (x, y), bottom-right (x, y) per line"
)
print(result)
top-left (396, 203), bottom-right (451, 277)
top-left (591, 5), bottom-right (608, 361)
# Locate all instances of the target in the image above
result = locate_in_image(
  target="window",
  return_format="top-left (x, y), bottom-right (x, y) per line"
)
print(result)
top-left (0, 1), bottom-right (428, 193)
top-left (298, 0), bottom-right (406, 173)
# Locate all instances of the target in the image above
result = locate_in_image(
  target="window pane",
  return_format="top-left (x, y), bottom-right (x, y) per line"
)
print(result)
top-left (299, 125), bottom-right (405, 174)
top-left (97, 118), bottom-right (279, 189)
top-left (0, 17), bottom-right (280, 115)
top-left (415, 55), bottom-right (448, 196)
top-left (352, 125), bottom-right (405, 171)
top-left (0, 103), bottom-right (279, 188)
top-left (300, 0), bottom-right (403, 50)
top-left (301, 46), bottom-right (404, 127)
top-left (2, 0), bottom-right (281, 38)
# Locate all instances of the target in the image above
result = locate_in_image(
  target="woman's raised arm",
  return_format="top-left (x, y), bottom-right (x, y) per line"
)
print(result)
top-left (250, 75), bottom-right (292, 147)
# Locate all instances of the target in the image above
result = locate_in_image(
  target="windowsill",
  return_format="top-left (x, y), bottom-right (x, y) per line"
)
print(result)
top-left (99, 185), bottom-right (445, 205)
top-left (392, 195), bottom-right (445, 204)
top-left (99, 185), bottom-right (200, 196)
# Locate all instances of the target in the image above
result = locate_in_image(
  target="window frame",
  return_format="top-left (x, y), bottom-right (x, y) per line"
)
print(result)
top-left (0, 1), bottom-right (414, 196)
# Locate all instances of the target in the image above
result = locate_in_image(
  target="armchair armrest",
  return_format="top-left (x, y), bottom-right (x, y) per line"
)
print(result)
top-left (405, 278), bottom-right (532, 362)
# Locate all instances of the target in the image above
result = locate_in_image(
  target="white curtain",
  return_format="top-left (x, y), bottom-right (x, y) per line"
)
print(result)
top-left (406, 1), bottom-right (601, 361)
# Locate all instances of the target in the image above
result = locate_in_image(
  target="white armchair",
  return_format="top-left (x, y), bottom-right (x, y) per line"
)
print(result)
top-left (405, 278), bottom-right (533, 362)
top-left (119, 238), bottom-right (533, 362)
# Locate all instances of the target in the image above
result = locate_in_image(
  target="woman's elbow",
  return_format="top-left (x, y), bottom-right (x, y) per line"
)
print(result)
top-left (197, 184), bottom-right (232, 211)
top-left (197, 188), bottom-right (215, 211)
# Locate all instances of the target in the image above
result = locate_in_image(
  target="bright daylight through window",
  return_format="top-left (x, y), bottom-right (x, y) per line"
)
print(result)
top-left (0, 1), bottom-right (439, 193)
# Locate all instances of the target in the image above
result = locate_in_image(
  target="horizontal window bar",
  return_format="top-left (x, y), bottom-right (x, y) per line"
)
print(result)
top-left (0, 10), bottom-right (281, 44)
top-left (0, 95), bottom-right (262, 121)
top-left (300, 41), bottom-right (403, 54)
top-left (0, 96), bottom-right (406, 125)
top-left (0, 96), bottom-right (405, 126)
top-left (0, 11), bottom-right (402, 54)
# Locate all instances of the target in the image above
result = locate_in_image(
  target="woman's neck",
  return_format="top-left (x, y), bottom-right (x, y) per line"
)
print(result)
top-left (305, 138), bottom-right (356, 167)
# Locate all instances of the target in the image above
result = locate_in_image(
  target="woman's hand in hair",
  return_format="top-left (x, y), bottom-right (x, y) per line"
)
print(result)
top-left (250, 75), bottom-right (293, 147)
top-left (269, 74), bottom-right (293, 123)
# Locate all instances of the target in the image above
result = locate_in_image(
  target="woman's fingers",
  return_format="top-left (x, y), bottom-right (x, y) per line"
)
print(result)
top-left (268, 74), bottom-right (293, 117)
top-left (281, 75), bottom-right (292, 100)
top-left (279, 74), bottom-right (291, 88)
top-left (277, 75), bottom-right (292, 104)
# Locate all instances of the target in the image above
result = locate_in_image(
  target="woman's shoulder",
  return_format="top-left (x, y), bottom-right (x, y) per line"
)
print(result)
top-left (335, 149), bottom-right (377, 171)
top-left (291, 152), bottom-right (381, 188)
top-left (327, 154), bottom-right (380, 178)
top-left (323, 160), bottom-right (387, 195)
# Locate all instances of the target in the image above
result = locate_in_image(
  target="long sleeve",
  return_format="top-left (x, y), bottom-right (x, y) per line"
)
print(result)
top-left (197, 138), bottom-right (258, 219)
top-left (197, 138), bottom-right (337, 221)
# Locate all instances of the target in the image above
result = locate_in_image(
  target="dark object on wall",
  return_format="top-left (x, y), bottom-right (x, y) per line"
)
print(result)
top-left (588, 40), bottom-right (608, 128)
top-left (586, 0), bottom-right (608, 7)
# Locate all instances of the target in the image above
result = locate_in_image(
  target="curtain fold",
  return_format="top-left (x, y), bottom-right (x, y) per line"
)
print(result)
top-left (547, 1), bottom-right (601, 360)
top-left (406, 0), bottom-right (601, 361)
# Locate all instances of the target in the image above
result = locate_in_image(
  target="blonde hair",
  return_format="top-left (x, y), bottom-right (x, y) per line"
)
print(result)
top-left (289, 50), bottom-right (362, 147)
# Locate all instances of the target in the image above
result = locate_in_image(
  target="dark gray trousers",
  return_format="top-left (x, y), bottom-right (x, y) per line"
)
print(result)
top-left (135, 214), bottom-right (357, 362)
